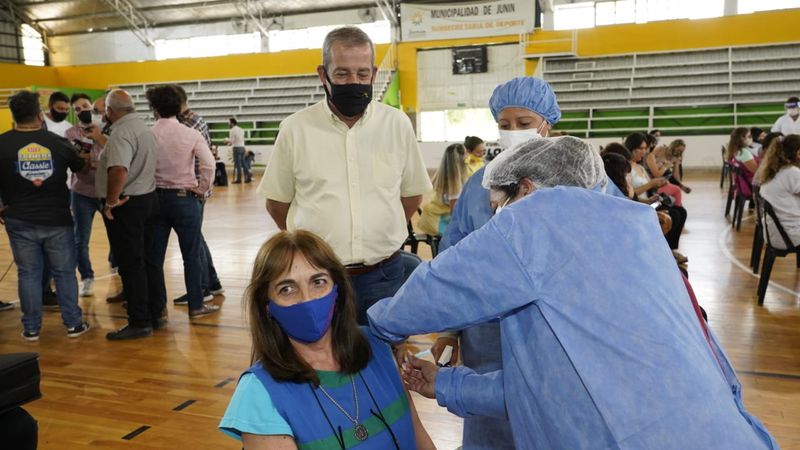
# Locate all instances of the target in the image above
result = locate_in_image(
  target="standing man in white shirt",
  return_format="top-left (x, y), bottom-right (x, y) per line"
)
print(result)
top-left (258, 26), bottom-right (432, 325)
top-left (43, 91), bottom-right (72, 138)
top-left (771, 96), bottom-right (800, 135)
top-left (226, 118), bottom-right (249, 183)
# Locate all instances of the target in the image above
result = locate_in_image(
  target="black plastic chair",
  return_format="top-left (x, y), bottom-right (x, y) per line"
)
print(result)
top-left (730, 163), bottom-right (753, 231)
top-left (756, 200), bottom-right (800, 305)
top-left (402, 209), bottom-right (442, 258)
top-left (724, 161), bottom-right (735, 219)
top-left (750, 186), bottom-right (763, 273)
top-left (720, 145), bottom-right (730, 189)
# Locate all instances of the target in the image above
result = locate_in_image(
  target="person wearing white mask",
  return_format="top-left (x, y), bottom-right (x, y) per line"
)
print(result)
top-left (770, 96), bottom-right (800, 135)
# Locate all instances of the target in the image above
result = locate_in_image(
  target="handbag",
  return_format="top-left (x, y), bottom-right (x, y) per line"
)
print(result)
top-left (0, 353), bottom-right (41, 415)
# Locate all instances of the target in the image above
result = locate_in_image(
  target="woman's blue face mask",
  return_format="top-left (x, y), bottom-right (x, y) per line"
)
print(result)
top-left (268, 284), bottom-right (337, 343)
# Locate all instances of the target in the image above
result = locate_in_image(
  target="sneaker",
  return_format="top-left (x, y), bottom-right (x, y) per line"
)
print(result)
top-left (42, 291), bottom-right (60, 311)
top-left (66, 321), bottom-right (91, 338)
top-left (208, 283), bottom-right (225, 295)
top-left (173, 290), bottom-right (214, 305)
top-left (189, 304), bottom-right (220, 318)
top-left (106, 324), bottom-right (153, 341)
top-left (21, 330), bottom-right (40, 342)
top-left (0, 301), bottom-right (15, 311)
top-left (79, 278), bottom-right (94, 297)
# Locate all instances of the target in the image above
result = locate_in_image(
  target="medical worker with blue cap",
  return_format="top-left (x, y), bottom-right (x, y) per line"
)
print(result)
top-left (369, 136), bottom-right (778, 449)
top-left (433, 76), bottom-right (627, 449)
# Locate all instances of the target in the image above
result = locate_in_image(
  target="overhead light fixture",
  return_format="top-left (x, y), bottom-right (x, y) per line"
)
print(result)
top-left (87, 27), bottom-right (94, 32)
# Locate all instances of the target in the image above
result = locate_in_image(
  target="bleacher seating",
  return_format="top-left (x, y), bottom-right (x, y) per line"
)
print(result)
top-left (113, 67), bottom-right (395, 144)
top-left (540, 42), bottom-right (800, 137)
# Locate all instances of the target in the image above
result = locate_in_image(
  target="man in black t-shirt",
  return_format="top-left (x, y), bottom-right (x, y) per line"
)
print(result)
top-left (0, 90), bottom-right (92, 342)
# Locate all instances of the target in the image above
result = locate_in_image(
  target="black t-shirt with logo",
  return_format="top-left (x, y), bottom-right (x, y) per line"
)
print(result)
top-left (0, 129), bottom-right (85, 226)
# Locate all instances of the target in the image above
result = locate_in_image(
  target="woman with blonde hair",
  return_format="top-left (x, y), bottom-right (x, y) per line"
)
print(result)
top-left (418, 143), bottom-right (468, 236)
top-left (219, 230), bottom-right (434, 449)
top-left (758, 134), bottom-right (800, 249)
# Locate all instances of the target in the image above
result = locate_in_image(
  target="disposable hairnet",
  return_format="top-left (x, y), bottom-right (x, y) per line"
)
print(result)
top-left (489, 77), bottom-right (561, 125)
top-left (482, 136), bottom-right (607, 191)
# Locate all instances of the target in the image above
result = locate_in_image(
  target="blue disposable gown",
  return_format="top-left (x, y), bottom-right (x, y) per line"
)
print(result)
top-left (369, 186), bottom-right (778, 450)
top-left (439, 169), bottom-right (630, 449)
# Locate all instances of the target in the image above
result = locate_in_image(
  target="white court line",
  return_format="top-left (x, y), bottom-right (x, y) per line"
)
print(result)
top-left (716, 216), bottom-right (800, 298)
top-left (93, 230), bottom-right (275, 282)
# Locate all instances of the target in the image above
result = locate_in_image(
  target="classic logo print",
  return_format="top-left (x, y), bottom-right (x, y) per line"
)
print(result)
top-left (17, 143), bottom-right (53, 187)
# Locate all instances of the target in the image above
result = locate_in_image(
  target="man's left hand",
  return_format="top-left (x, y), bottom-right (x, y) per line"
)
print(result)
top-left (103, 196), bottom-right (129, 220)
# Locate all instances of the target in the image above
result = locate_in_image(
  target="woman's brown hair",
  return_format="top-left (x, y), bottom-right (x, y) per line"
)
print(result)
top-left (726, 127), bottom-right (749, 161)
top-left (758, 134), bottom-right (800, 185)
top-left (244, 230), bottom-right (371, 385)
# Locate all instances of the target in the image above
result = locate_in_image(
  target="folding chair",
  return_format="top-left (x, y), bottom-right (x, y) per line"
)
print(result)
top-left (749, 186), bottom-right (763, 273)
top-left (756, 200), bottom-right (800, 305)
top-left (720, 145), bottom-right (730, 189)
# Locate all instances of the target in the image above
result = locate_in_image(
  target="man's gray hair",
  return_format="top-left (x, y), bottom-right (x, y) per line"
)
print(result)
top-left (106, 89), bottom-right (135, 112)
top-left (322, 26), bottom-right (375, 71)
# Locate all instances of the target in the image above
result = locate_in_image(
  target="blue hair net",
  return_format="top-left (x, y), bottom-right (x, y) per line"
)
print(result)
top-left (489, 77), bottom-right (561, 125)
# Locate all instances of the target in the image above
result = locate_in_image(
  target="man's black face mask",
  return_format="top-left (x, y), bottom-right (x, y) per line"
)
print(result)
top-left (323, 72), bottom-right (373, 118)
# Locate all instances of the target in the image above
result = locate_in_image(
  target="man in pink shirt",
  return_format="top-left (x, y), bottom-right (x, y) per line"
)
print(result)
top-left (145, 85), bottom-right (218, 320)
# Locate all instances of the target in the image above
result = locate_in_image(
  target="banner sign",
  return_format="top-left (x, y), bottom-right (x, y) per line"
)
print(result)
top-left (401, 0), bottom-right (535, 42)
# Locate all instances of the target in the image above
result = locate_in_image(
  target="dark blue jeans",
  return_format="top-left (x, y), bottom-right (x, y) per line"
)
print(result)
top-left (198, 200), bottom-right (219, 290)
top-left (4, 217), bottom-right (83, 332)
top-left (71, 191), bottom-right (102, 280)
top-left (232, 147), bottom-right (246, 182)
top-left (149, 190), bottom-right (204, 310)
top-left (350, 254), bottom-right (405, 325)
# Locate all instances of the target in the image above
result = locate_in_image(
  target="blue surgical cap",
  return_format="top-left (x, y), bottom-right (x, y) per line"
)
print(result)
top-left (489, 77), bottom-right (561, 125)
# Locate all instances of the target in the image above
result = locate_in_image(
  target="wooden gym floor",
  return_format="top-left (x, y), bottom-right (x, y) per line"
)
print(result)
top-left (1, 171), bottom-right (799, 449)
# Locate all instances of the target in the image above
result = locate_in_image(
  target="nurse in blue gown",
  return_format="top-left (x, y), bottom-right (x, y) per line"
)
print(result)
top-left (434, 76), bottom-right (627, 450)
top-left (369, 136), bottom-right (778, 450)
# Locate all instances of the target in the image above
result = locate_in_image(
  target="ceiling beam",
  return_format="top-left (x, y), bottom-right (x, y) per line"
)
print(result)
top-left (234, 0), bottom-right (269, 38)
top-left (99, 0), bottom-right (154, 46)
top-left (0, 0), bottom-right (50, 50)
top-left (33, 0), bottom-right (236, 23)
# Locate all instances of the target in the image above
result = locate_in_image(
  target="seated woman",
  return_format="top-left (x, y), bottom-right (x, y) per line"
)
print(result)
top-left (727, 127), bottom-right (759, 176)
top-left (463, 136), bottom-right (485, 176)
top-left (219, 230), bottom-right (434, 449)
top-left (418, 143), bottom-right (468, 236)
top-left (646, 139), bottom-right (692, 195)
top-left (758, 134), bottom-right (800, 249)
top-left (625, 133), bottom-right (687, 250)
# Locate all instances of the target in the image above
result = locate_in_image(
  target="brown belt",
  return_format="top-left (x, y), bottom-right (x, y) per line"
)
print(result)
top-left (346, 251), bottom-right (401, 276)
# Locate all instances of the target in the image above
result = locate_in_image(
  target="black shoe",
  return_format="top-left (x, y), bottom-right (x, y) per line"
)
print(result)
top-left (106, 325), bottom-right (153, 341)
top-left (106, 290), bottom-right (125, 303)
top-left (67, 321), bottom-right (91, 338)
top-left (42, 291), bottom-right (59, 311)
top-left (173, 290), bottom-right (214, 305)
top-left (245, 179), bottom-right (252, 183)
top-left (232, 180), bottom-right (242, 184)
top-left (0, 301), bottom-right (15, 311)
top-left (152, 317), bottom-right (168, 330)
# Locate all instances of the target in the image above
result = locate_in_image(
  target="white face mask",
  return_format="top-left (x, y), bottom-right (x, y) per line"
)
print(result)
top-left (494, 195), bottom-right (512, 215)
top-left (499, 128), bottom-right (543, 151)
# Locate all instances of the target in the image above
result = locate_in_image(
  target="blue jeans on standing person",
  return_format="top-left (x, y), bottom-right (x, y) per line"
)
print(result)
top-left (198, 200), bottom-right (220, 290)
top-left (350, 253), bottom-right (405, 325)
top-left (71, 191), bottom-right (102, 280)
top-left (232, 147), bottom-right (245, 182)
top-left (4, 217), bottom-right (83, 333)
top-left (148, 189), bottom-right (204, 311)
